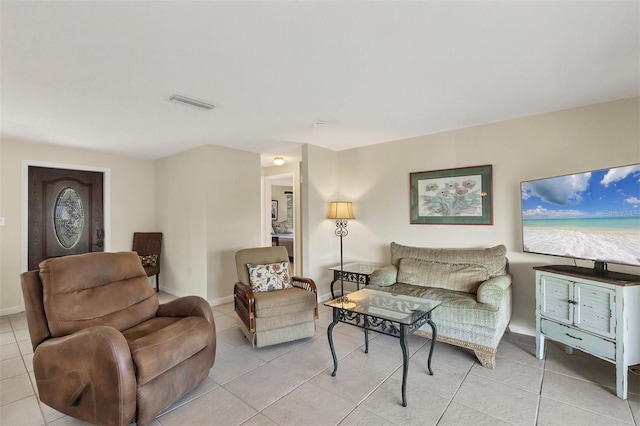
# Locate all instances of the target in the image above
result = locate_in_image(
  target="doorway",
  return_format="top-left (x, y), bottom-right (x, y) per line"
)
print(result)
top-left (25, 164), bottom-right (109, 270)
top-left (265, 172), bottom-right (297, 273)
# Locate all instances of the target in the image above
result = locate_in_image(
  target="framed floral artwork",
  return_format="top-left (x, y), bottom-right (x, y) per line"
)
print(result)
top-left (410, 164), bottom-right (493, 225)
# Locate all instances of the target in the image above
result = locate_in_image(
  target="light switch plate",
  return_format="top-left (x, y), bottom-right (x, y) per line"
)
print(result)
top-left (0, 217), bottom-right (5, 226)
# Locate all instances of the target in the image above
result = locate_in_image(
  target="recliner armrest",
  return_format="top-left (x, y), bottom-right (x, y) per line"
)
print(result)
top-left (157, 296), bottom-right (216, 344)
top-left (477, 274), bottom-right (512, 308)
top-left (157, 296), bottom-right (214, 325)
top-left (370, 265), bottom-right (398, 287)
top-left (292, 276), bottom-right (319, 318)
top-left (33, 326), bottom-right (136, 426)
top-left (234, 282), bottom-right (256, 333)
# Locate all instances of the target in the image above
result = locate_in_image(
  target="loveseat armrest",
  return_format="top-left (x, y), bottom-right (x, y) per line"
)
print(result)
top-left (477, 274), bottom-right (512, 308)
top-left (33, 326), bottom-right (136, 426)
top-left (292, 276), bottom-right (319, 318)
top-left (234, 282), bottom-right (256, 333)
top-left (370, 265), bottom-right (398, 287)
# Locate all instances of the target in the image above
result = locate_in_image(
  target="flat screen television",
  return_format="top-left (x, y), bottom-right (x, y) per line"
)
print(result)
top-left (520, 163), bottom-right (640, 278)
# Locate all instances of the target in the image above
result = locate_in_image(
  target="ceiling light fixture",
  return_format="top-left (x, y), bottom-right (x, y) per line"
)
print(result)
top-left (273, 156), bottom-right (285, 166)
top-left (169, 94), bottom-right (214, 110)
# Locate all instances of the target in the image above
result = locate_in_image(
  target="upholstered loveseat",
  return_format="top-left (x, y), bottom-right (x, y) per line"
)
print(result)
top-left (369, 242), bottom-right (512, 368)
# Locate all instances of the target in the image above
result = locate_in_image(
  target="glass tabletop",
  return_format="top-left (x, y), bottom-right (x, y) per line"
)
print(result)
top-left (328, 262), bottom-right (382, 274)
top-left (324, 288), bottom-right (441, 325)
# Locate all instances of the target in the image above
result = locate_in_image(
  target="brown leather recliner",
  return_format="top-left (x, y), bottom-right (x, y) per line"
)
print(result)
top-left (20, 251), bottom-right (216, 426)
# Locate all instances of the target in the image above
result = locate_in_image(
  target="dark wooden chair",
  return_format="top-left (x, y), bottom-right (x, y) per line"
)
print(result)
top-left (132, 232), bottom-right (162, 292)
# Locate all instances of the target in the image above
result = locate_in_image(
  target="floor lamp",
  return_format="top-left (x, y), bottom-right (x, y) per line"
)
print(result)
top-left (327, 201), bottom-right (355, 301)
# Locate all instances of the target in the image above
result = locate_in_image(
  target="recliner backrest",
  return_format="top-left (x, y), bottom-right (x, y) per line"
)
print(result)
top-left (235, 246), bottom-right (289, 285)
top-left (39, 251), bottom-right (159, 337)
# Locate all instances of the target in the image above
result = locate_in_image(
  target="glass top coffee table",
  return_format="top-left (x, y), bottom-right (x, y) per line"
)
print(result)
top-left (324, 288), bottom-right (441, 407)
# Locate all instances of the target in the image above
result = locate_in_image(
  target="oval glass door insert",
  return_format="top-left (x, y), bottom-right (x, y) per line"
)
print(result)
top-left (54, 187), bottom-right (84, 248)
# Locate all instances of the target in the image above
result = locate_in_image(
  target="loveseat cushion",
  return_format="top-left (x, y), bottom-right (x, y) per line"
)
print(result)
top-left (397, 258), bottom-right (489, 293)
top-left (123, 316), bottom-right (211, 386)
top-left (39, 252), bottom-right (158, 337)
top-left (390, 242), bottom-right (508, 277)
top-left (375, 283), bottom-right (501, 326)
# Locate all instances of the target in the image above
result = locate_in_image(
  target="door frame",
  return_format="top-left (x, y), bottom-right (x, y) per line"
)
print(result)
top-left (263, 171), bottom-right (298, 274)
top-left (21, 160), bottom-right (111, 273)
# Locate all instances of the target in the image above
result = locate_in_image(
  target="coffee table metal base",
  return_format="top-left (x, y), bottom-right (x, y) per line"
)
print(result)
top-left (327, 307), bottom-right (437, 407)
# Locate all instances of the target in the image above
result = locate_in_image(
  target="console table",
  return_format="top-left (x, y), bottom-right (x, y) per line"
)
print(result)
top-left (534, 265), bottom-right (640, 399)
top-left (329, 262), bottom-right (381, 299)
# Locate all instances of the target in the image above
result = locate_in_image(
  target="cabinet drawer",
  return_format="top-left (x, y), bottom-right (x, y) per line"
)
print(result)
top-left (540, 318), bottom-right (616, 362)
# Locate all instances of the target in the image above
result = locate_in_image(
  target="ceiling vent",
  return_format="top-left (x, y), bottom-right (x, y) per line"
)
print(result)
top-left (169, 94), bottom-right (214, 110)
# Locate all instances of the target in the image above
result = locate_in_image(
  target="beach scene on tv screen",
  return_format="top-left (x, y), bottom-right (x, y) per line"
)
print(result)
top-left (521, 164), bottom-right (640, 266)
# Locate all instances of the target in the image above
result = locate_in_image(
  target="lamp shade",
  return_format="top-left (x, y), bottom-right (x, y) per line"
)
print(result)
top-left (327, 201), bottom-right (355, 219)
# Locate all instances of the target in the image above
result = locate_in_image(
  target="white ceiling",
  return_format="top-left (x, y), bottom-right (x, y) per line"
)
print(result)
top-left (1, 1), bottom-right (638, 167)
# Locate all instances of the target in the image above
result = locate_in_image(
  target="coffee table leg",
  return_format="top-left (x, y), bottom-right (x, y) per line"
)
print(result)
top-left (364, 317), bottom-right (369, 354)
top-left (426, 316), bottom-right (437, 375)
top-left (400, 324), bottom-right (409, 407)
top-left (328, 309), bottom-right (339, 377)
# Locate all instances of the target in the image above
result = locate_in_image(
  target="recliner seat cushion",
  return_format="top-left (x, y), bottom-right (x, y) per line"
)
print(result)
top-left (39, 252), bottom-right (158, 336)
top-left (254, 287), bottom-right (317, 318)
top-left (123, 316), bottom-right (211, 386)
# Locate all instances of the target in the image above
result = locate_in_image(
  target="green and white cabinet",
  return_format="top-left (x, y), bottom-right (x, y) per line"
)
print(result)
top-left (535, 266), bottom-right (640, 399)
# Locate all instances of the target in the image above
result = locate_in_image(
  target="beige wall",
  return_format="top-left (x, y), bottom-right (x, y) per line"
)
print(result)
top-left (301, 144), bottom-right (340, 295)
top-left (0, 139), bottom-right (156, 314)
top-left (156, 145), bottom-right (261, 303)
top-left (329, 97), bottom-right (640, 335)
top-left (2, 97), bottom-right (638, 332)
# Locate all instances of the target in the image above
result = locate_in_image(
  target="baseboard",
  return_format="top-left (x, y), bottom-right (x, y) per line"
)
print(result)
top-left (507, 323), bottom-right (535, 337)
top-left (209, 295), bottom-right (233, 307)
top-left (318, 291), bottom-right (341, 303)
top-left (0, 306), bottom-right (25, 317)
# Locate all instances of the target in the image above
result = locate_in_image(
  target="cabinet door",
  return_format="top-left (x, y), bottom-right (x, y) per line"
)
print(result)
top-left (540, 275), bottom-right (573, 325)
top-left (575, 283), bottom-right (616, 339)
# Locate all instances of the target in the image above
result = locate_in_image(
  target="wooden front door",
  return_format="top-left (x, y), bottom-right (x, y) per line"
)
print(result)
top-left (28, 166), bottom-right (104, 270)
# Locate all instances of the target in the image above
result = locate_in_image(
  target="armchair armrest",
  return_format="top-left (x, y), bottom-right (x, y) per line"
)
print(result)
top-left (292, 276), bottom-right (319, 318)
top-left (477, 274), bottom-right (512, 308)
top-left (370, 265), bottom-right (398, 287)
top-left (234, 282), bottom-right (256, 333)
top-left (33, 326), bottom-right (136, 426)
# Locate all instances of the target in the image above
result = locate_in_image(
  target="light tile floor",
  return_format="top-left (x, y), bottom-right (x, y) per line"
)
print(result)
top-left (1, 292), bottom-right (639, 425)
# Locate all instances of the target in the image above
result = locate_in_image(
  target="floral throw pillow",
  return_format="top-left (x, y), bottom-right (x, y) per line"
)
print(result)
top-left (247, 262), bottom-right (292, 292)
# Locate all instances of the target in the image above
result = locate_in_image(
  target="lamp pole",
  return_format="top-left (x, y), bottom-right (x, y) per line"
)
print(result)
top-left (327, 201), bottom-right (354, 302)
top-left (334, 219), bottom-right (349, 298)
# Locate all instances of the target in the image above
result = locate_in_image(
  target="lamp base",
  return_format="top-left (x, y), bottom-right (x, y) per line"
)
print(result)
top-left (335, 295), bottom-right (356, 309)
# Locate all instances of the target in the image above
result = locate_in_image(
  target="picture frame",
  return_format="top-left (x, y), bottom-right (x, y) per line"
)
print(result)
top-left (271, 200), bottom-right (278, 220)
top-left (410, 164), bottom-right (493, 225)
